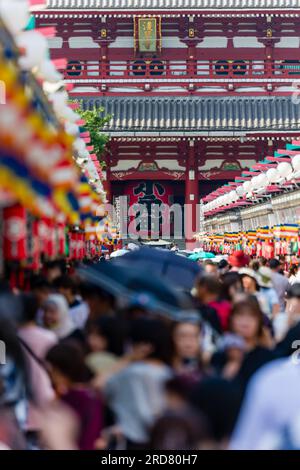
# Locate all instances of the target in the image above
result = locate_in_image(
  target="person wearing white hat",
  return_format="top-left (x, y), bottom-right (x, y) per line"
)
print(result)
top-left (239, 268), bottom-right (269, 316)
top-left (257, 267), bottom-right (280, 318)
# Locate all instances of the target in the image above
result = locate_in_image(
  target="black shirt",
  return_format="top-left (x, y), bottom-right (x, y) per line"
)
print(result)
top-left (234, 346), bottom-right (276, 393)
top-left (275, 321), bottom-right (300, 358)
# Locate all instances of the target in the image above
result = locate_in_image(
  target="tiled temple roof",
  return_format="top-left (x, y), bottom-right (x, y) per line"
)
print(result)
top-left (81, 96), bottom-right (300, 133)
top-left (45, 0), bottom-right (300, 10)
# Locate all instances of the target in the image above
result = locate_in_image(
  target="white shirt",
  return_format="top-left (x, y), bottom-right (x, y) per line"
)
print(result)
top-left (230, 358), bottom-right (300, 450)
top-left (289, 274), bottom-right (298, 286)
top-left (69, 300), bottom-right (89, 329)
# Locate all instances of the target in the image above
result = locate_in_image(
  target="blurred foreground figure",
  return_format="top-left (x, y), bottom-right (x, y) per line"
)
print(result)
top-left (171, 320), bottom-right (203, 378)
top-left (269, 259), bottom-right (289, 312)
top-left (18, 294), bottom-right (56, 440)
top-left (41, 294), bottom-right (85, 346)
top-left (54, 276), bottom-right (89, 329)
top-left (150, 410), bottom-right (211, 450)
top-left (228, 297), bottom-right (275, 391)
top-left (275, 283), bottom-right (300, 356)
top-left (86, 317), bottom-right (125, 376)
top-left (103, 318), bottom-right (173, 449)
top-left (190, 378), bottom-right (242, 449)
top-left (0, 291), bottom-right (28, 449)
top-left (230, 357), bottom-right (300, 450)
top-left (46, 341), bottom-right (103, 450)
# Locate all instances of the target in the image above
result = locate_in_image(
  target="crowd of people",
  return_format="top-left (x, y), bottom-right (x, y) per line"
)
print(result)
top-left (1, 251), bottom-right (300, 450)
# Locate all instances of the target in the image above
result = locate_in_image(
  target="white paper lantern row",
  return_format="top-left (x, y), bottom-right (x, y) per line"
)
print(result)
top-left (204, 153), bottom-right (300, 215)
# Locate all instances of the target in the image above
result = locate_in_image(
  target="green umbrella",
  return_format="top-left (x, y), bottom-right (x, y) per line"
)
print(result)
top-left (188, 252), bottom-right (216, 261)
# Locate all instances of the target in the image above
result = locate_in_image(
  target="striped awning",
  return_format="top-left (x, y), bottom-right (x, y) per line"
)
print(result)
top-left (45, 0), bottom-right (300, 10)
top-left (81, 96), bottom-right (300, 134)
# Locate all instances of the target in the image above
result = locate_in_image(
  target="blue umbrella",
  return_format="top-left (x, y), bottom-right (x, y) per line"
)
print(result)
top-left (77, 262), bottom-right (198, 321)
top-left (113, 247), bottom-right (202, 290)
top-left (189, 252), bottom-right (216, 261)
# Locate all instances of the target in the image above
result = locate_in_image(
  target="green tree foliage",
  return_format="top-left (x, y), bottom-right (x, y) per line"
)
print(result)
top-left (75, 102), bottom-right (111, 167)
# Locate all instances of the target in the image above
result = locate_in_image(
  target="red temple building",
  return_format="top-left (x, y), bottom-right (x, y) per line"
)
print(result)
top-left (34, 0), bottom-right (300, 246)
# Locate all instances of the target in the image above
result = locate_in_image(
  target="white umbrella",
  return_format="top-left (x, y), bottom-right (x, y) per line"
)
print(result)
top-left (110, 249), bottom-right (129, 259)
top-left (127, 243), bottom-right (140, 251)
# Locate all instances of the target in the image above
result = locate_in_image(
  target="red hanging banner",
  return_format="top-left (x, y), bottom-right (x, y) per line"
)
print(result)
top-left (57, 223), bottom-right (66, 256)
top-left (29, 219), bottom-right (41, 270)
top-left (69, 231), bottom-right (77, 260)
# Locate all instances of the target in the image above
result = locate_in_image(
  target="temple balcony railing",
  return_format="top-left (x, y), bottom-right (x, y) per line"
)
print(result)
top-left (63, 58), bottom-right (300, 84)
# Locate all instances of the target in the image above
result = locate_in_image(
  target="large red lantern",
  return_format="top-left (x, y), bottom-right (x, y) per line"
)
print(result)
top-left (3, 205), bottom-right (27, 261)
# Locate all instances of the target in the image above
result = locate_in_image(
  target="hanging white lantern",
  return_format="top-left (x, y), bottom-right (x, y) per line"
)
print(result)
top-left (266, 168), bottom-right (279, 183)
top-left (17, 31), bottom-right (48, 70)
top-left (228, 191), bottom-right (234, 201)
top-left (229, 190), bottom-right (238, 202)
top-left (256, 172), bottom-right (268, 188)
top-left (225, 195), bottom-right (231, 205)
top-left (50, 91), bottom-right (69, 110)
top-left (55, 105), bottom-right (79, 123)
top-left (79, 150), bottom-right (90, 161)
top-left (277, 161), bottom-right (293, 178)
top-left (76, 157), bottom-right (88, 167)
top-left (39, 60), bottom-right (63, 83)
top-left (243, 181), bottom-right (252, 193)
top-left (0, 0), bottom-right (29, 36)
top-left (251, 175), bottom-right (260, 190)
top-left (236, 185), bottom-right (245, 197)
top-left (73, 138), bottom-right (86, 154)
top-left (292, 154), bottom-right (300, 172)
top-left (224, 194), bottom-right (231, 205)
top-left (65, 122), bottom-right (80, 136)
top-left (222, 196), bottom-right (228, 206)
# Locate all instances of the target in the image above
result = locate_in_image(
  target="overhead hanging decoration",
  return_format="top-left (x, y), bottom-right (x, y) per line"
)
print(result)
top-left (134, 16), bottom-right (162, 54)
top-left (0, 0), bottom-right (120, 272)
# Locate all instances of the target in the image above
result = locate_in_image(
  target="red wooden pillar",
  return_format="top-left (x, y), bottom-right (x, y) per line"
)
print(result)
top-left (187, 44), bottom-right (197, 77)
top-left (100, 43), bottom-right (109, 79)
top-left (185, 140), bottom-right (199, 250)
top-left (265, 44), bottom-right (274, 80)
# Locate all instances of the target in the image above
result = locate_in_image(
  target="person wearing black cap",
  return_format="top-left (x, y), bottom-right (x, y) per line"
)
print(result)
top-left (218, 259), bottom-right (230, 276)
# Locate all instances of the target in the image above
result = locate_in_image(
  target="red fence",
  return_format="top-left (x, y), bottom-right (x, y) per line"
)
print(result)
top-left (64, 58), bottom-right (300, 81)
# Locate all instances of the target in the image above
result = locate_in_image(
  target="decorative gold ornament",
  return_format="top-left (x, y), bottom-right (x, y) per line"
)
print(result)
top-left (188, 28), bottom-right (195, 38)
top-left (266, 28), bottom-right (273, 38)
top-left (100, 28), bottom-right (107, 38)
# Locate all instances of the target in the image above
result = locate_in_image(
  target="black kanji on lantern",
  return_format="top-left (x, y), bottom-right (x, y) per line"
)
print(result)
top-left (133, 182), bottom-right (166, 235)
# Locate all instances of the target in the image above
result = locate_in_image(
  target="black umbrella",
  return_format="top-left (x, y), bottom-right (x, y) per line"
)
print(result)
top-left (113, 247), bottom-right (202, 291)
top-left (77, 261), bottom-right (198, 321)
